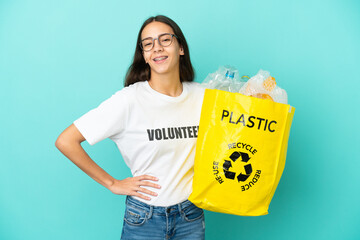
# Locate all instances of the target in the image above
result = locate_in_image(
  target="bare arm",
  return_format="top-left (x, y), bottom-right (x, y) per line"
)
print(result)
top-left (55, 124), bottom-right (161, 200)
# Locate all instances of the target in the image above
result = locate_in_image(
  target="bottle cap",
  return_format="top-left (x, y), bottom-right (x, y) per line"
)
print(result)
top-left (225, 70), bottom-right (235, 79)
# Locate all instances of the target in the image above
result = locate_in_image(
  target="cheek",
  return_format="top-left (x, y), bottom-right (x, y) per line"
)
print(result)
top-left (170, 47), bottom-right (182, 58)
top-left (143, 53), bottom-right (150, 62)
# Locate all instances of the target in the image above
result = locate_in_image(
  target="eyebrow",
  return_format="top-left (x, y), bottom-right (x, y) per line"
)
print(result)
top-left (141, 33), bottom-right (173, 41)
top-left (141, 37), bottom-right (153, 41)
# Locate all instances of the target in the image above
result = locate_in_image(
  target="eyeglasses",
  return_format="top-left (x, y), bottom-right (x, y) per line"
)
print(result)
top-left (140, 33), bottom-right (178, 52)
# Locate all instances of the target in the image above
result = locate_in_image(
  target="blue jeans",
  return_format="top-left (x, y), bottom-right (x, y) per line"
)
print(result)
top-left (121, 196), bottom-right (205, 240)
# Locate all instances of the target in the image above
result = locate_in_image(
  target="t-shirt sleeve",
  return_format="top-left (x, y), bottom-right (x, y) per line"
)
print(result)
top-left (73, 89), bottom-right (129, 145)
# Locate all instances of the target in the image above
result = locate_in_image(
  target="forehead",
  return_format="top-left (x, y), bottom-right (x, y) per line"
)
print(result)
top-left (141, 21), bottom-right (174, 39)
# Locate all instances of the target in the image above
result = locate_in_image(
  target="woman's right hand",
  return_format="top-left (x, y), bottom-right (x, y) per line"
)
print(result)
top-left (108, 175), bottom-right (161, 201)
top-left (55, 124), bottom-right (161, 201)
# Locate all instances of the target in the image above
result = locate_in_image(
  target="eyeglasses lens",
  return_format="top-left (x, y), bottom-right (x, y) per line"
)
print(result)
top-left (141, 34), bottom-right (174, 51)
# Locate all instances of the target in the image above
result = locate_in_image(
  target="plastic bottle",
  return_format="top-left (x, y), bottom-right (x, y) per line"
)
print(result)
top-left (217, 70), bottom-right (235, 91)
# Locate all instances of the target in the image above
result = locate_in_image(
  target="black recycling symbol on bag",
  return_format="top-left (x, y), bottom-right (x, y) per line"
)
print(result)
top-left (223, 151), bottom-right (252, 182)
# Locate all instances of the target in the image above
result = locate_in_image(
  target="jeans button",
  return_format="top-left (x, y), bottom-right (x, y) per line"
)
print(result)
top-left (166, 208), bottom-right (171, 213)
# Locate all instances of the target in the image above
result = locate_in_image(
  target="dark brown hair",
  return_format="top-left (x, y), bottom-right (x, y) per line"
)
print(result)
top-left (124, 15), bottom-right (194, 87)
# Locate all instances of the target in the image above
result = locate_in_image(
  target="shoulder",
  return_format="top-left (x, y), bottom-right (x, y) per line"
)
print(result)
top-left (183, 81), bottom-right (206, 94)
top-left (112, 81), bottom-right (146, 98)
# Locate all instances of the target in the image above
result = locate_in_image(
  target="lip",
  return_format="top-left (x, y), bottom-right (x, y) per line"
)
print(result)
top-left (152, 55), bottom-right (168, 64)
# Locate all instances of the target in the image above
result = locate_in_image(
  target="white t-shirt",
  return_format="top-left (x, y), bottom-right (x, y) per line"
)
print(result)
top-left (74, 80), bottom-right (205, 206)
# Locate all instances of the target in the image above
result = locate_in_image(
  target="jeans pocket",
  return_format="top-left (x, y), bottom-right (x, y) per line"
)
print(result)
top-left (124, 204), bottom-right (148, 226)
top-left (182, 203), bottom-right (204, 222)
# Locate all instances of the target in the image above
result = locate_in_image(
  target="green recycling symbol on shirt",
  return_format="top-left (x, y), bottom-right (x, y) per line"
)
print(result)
top-left (223, 151), bottom-right (252, 182)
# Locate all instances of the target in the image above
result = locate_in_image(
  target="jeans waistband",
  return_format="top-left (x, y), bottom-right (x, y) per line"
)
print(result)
top-left (126, 196), bottom-right (194, 215)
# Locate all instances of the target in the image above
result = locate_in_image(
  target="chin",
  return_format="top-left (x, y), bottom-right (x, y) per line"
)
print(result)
top-left (151, 64), bottom-right (180, 76)
top-left (151, 66), bottom-right (172, 75)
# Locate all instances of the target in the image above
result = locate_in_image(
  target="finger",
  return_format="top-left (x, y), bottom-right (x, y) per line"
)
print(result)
top-left (137, 187), bottom-right (158, 196)
top-left (138, 180), bottom-right (161, 189)
top-left (132, 192), bottom-right (151, 201)
top-left (136, 175), bottom-right (159, 181)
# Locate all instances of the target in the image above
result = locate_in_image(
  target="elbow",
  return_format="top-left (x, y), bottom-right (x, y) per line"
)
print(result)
top-left (55, 134), bottom-right (66, 150)
top-left (55, 132), bottom-right (73, 151)
top-left (55, 133), bottom-right (83, 151)
top-left (55, 124), bottom-right (85, 150)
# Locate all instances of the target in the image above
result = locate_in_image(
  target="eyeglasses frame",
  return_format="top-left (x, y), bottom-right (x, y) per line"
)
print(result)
top-left (140, 33), bottom-right (178, 52)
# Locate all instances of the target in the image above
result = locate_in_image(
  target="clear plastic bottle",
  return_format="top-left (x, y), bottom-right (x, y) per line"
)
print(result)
top-left (201, 66), bottom-right (245, 92)
top-left (217, 70), bottom-right (235, 91)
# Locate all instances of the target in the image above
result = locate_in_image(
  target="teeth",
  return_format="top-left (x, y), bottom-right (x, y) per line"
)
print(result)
top-left (154, 56), bottom-right (167, 61)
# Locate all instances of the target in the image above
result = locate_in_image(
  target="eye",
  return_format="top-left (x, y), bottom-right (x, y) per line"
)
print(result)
top-left (142, 40), bottom-right (153, 47)
top-left (160, 34), bottom-right (172, 42)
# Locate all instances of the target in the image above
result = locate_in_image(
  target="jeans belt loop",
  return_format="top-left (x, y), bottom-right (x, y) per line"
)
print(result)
top-left (177, 202), bottom-right (183, 214)
top-left (148, 205), bottom-right (153, 219)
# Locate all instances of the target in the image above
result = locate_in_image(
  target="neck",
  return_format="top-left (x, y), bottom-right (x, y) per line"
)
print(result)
top-left (148, 71), bottom-right (183, 97)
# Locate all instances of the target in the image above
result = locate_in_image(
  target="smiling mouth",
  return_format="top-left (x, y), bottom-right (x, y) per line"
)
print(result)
top-left (153, 56), bottom-right (168, 62)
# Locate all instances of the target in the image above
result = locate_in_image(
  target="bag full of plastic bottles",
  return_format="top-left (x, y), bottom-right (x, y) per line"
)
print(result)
top-left (189, 66), bottom-right (295, 216)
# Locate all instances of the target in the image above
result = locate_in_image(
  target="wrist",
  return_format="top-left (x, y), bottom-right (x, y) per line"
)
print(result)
top-left (105, 177), bottom-right (116, 190)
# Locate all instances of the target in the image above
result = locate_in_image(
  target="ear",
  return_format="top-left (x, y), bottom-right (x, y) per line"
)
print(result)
top-left (179, 46), bottom-right (184, 55)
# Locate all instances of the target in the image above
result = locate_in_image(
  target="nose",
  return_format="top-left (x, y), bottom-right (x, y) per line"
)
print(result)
top-left (153, 38), bottom-right (163, 51)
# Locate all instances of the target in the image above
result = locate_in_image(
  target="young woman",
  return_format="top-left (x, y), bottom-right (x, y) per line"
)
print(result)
top-left (55, 15), bottom-right (205, 239)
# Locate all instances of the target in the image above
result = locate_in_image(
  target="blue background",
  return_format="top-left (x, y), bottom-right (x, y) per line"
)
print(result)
top-left (1, 0), bottom-right (359, 239)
